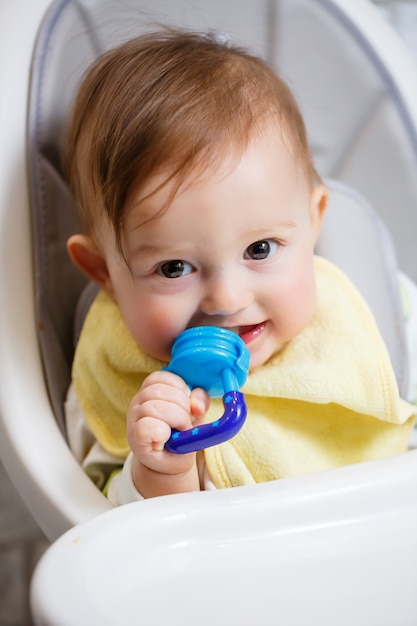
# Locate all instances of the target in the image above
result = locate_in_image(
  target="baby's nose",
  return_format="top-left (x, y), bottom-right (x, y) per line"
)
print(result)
top-left (200, 271), bottom-right (251, 316)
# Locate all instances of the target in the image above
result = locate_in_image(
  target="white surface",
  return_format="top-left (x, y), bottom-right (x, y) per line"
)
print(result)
top-left (0, 0), bottom-right (112, 542)
top-left (31, 449), bottom-right (417, 626)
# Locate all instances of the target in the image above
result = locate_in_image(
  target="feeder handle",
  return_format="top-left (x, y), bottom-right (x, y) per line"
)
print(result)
top-left (164, 390), bottom-right (247, 454)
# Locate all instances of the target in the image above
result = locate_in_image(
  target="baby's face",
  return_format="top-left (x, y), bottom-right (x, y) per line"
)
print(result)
top-left (99, 130), bottom-right (326, 369)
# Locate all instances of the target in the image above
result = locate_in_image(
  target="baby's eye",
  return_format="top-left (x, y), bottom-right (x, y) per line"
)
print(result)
top-left (158, 259), bottom-right (194, 279)
top-left (244, 239), bottom-right (279, 260)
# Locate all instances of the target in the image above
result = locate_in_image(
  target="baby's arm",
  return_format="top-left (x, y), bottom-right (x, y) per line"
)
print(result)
top-left (127, 370), bottom-right (210, 498)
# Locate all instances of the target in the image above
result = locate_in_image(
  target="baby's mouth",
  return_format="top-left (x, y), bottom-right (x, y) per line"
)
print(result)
top-left (236, 322), bottom-right (266, 345)
top-left (192, 322), bottom-right (267, 345)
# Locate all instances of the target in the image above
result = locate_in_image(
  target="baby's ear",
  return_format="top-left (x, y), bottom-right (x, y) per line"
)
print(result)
top-left (67, 234), bottom-right (114, 299)
top-left (310, 184), bottom-right (328, 242)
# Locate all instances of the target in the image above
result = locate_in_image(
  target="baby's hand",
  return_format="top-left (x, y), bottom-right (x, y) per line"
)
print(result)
top-left (127, 370), bottom-right (210, 497)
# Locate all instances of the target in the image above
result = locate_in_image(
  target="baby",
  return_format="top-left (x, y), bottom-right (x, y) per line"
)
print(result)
top-left (65, 29), bottom-right (416, 503)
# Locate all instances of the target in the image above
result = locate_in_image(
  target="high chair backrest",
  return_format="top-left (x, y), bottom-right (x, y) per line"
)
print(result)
top-left (1, 0), bottom-right (417, 541)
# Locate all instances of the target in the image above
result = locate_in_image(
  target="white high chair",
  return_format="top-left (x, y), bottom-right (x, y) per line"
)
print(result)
top-left (0, 0), bottom-right (417, 623)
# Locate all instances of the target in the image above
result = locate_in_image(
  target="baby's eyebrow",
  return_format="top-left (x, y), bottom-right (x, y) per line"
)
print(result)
top-left (128, 242), bottom-right (165, 260)
top-left (128, 241), bottom-right (187, 265)
top-left (132, 243), bottom-right (162, 254)
top-left (276, 218), bottom-right (297, 228)
top-left (250, 220), bottom-right (297, 237)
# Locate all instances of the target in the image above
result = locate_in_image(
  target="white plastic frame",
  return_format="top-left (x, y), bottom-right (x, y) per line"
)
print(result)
top-left (0, 0), bottom-right (112, 541)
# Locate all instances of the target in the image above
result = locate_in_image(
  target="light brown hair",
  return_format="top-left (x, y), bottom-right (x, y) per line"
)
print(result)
top-left (66, 29), bottom-right (320, 253)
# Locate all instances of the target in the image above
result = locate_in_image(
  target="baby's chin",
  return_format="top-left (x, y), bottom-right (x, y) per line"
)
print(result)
top-left (134, 341), bottom-right (171, 365)
top-left (249, 342), bottom-right (287, 371)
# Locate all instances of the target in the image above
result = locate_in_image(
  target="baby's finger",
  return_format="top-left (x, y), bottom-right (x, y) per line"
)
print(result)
top-left (130, 416), bottom-right (172, 453)
top-left (190, 387), bottom-right (210, 419)
top-left (140, 370), bottom-right (190, 394)
top-left (137, 384), bottom-right (191, 415)
top-left (134, 397), bottom-right (195, 431)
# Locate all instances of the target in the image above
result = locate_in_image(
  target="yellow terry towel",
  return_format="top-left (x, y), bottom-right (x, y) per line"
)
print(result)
top-left (72, 257), bottom-right (416, 487)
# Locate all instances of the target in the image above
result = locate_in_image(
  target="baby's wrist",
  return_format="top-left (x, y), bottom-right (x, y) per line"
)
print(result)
top-left (131, 453), bottom-right (200, 498)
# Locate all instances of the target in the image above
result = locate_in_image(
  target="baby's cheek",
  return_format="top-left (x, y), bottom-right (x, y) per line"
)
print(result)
top-left (289, 276), bottom-right (316, 329)
top-left (130, 312), bottom-right (180, 362)
top-left (274, 271), bottom-right (316, 337)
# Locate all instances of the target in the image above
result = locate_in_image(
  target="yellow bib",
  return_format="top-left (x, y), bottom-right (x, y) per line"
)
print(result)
top-left (72, 257), bottom-right (416, 486)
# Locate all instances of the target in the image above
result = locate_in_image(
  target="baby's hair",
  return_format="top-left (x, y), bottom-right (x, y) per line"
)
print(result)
top-left (66, 28), bottom-right (320, 254)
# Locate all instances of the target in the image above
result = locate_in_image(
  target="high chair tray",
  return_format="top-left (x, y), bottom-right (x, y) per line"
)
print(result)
top-left (31, 450), bottom-right (417, 626)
